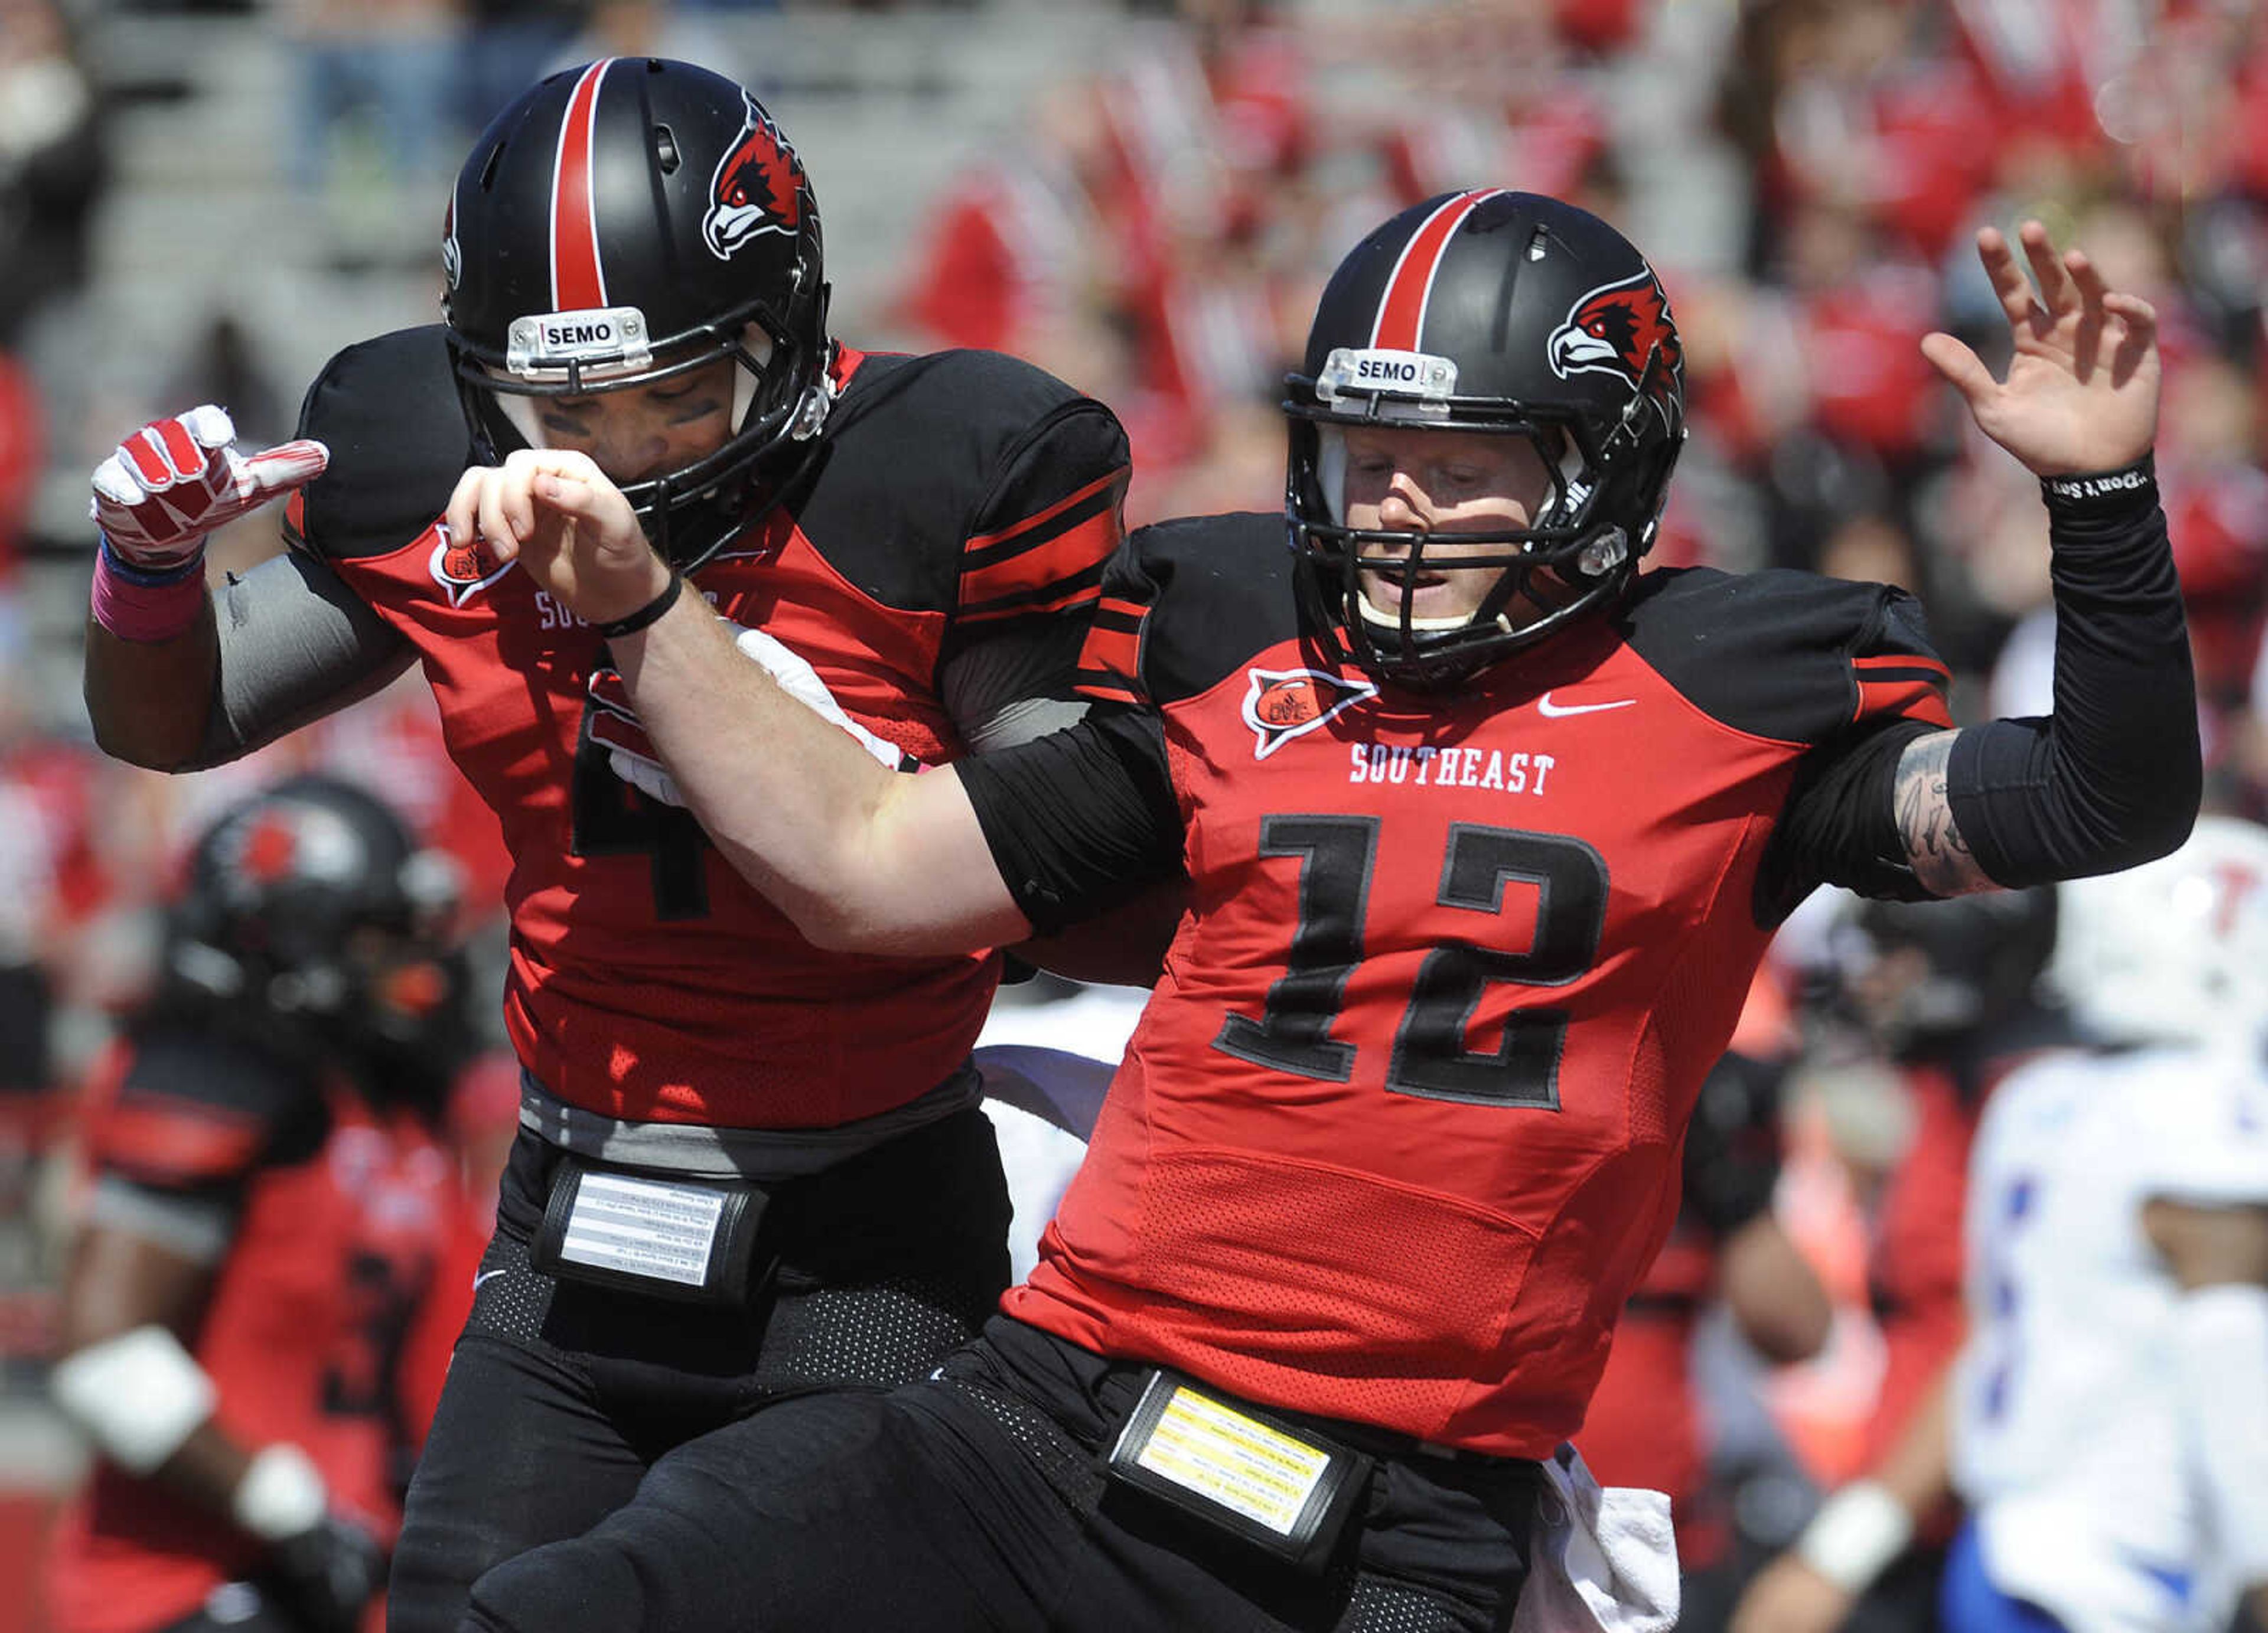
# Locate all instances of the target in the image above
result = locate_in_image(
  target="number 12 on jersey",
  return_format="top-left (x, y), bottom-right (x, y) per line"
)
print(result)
top-left (1213, 815), bottom-right (1608, 1108)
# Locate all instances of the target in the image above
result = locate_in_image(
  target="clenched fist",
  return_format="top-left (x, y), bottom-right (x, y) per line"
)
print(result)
top-left (90, 405), bottom-right (328, 573)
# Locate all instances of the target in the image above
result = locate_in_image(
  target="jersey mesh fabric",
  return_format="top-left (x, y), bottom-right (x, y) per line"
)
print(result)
top-left (982, 521), bottom-right (1960, 1457)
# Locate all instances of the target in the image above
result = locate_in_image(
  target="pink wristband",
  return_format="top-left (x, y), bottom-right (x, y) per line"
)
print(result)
top-left (91, 546), bottom-right (207, 643)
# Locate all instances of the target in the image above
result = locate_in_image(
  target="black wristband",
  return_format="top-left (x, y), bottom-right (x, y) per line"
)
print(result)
top-left (1946, 461), bottom-right (2196, 888)
top-left (2039, 452), bottom-right (2157, 521)
top-left (595, 573), bottom-right (683, 638)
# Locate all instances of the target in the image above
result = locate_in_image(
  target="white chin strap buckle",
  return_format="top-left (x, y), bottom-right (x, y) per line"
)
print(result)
top-left (1576, 527), bottom-right (1628, 578)
top-left (788, 373), bottom-right (837, 441)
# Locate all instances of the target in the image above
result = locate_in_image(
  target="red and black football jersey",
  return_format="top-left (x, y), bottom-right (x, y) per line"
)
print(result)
top-left (282, 328), bottom-right (1128, 1128)
top-left (970, 511), bottom-right (1953, 1457)
top-left (48, 1029), bottom-right (454, 1633)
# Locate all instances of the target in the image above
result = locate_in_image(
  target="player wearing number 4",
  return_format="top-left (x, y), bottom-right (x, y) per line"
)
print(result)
top-left (80, 58), bottom-right (1136, 1633)
top-left (451, 190), bottom-right (2198, 1632)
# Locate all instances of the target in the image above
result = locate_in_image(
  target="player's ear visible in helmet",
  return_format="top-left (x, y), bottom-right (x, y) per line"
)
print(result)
top-left (1283, 189), bottom-right (1685, 690)
top-left (439, 58), bottom-right (835, 572)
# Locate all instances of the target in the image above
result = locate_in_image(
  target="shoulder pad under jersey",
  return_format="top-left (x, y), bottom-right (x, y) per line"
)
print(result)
top-left (796, 349), bottom-right (1128, 609)
top-left (1619, 565), bottom-right (1952, 747)
top-left (289, 326), bottom-right (475, 562)
top-left (1081, 511), bottom-right (1300, 707)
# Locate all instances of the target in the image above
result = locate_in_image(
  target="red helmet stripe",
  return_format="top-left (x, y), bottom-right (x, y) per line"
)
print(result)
top-left (550, 60), bottom-right (614, 311)
top-left (1368, 188), bottom-right (1504, 351)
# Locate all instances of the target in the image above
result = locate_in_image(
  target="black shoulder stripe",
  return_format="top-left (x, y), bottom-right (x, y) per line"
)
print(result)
top-left (959, 556), bottom-right (1112, 625)
top-left (959, 465), bottom-right (1128, 626)
top-left (292, 327), bottom-right (475, 562)
top-left (786, 350), bottom-right (1123, 618)
top-left (963, 477), bottom-right (1123, 570)
top-left (1074, 592), bottom-right (1150, 705)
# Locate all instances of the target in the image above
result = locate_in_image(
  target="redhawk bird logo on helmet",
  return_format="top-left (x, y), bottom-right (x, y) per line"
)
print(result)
top-left (236, 810), bottom-right (302, 885)
top-left (1546, 269), bottom-right (1682, 428)
top-left (703, 92), bottom-right (805, 262)
top-left (1244, 667), bottom-right (1377, 760)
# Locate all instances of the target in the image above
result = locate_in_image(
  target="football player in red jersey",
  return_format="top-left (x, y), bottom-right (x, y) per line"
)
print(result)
top-left (45, 775), bottom-right (475, 1633)
top-left (77, 59), bottom-right (1135, 1633)
top-left (457, 190), bottom-right (2186, 1632)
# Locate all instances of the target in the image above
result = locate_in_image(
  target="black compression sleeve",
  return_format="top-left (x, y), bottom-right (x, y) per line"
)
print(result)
top-left (1761, 717), bottom-right (1943, 922)
top-left (1947, 460), bottom-right (2200, 888)
top-left (956, 706), bottom-right (1185, 936)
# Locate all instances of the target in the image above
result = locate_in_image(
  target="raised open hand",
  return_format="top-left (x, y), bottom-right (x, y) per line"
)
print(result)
top-left (1920, 220), bottom-right (2159, 479)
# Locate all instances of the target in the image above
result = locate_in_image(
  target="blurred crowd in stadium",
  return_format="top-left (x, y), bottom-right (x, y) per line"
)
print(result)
top-left (0, 0), bottom-right (2264, 1629)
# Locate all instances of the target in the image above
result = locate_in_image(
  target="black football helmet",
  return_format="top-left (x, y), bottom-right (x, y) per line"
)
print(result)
top-left (1285, 190), bottom-right (1686, 688)
top-left (441, 58), bottom-right (833, 571)
top-left (162, 775), bottom-right (471, 1091)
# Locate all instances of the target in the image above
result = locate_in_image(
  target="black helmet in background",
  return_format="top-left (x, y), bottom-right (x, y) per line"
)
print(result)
top-left (1285, 190), bottom-right (1685, 689)
top-left (162, 774), bottom-right (474, 1100)
top-left (441, 57), bottom-right (833, 571)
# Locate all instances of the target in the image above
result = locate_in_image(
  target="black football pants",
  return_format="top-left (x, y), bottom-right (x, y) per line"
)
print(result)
top-left (385, 1109), bottom-right (1013, 1633)
top-left (461, 1315), bottom-right (1542, 1633)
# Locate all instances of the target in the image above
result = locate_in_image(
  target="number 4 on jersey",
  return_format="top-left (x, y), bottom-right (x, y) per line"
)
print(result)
top-left (570, 668), bottom-right (712, 922)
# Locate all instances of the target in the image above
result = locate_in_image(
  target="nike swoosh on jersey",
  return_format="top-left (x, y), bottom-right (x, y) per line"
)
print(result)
top-left (1535, 692), bottom-right (1637, 718)
top-left (472, 1267), bottom-right (509, 1293)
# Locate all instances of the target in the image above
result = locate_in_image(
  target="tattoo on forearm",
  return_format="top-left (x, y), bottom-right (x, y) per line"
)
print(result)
top-left (1895, 731), bottom-right (1989, 895)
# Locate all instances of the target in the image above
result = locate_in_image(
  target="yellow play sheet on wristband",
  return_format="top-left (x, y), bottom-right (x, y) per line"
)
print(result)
top-left (1130, 1383), bottom-right (1334, 1537)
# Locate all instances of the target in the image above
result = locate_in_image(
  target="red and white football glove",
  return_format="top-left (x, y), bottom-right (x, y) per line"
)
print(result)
top-left (90, 405), bottom-right (328, 573)
top-left (598, 624), bottom-right (912, 809)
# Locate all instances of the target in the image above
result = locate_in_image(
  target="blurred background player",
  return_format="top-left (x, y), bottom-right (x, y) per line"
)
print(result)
top-left (970, 970), bottom-right (1147, 1282)
top-left (1944, 816), bottom-right (2268, 1633)
top-left (1733, 885), bottom-right (2065, 1633)
top-left (41, 774), bottom-right (483, 1633)
top-left (1738, 822), bottom-right (2268, 1633)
